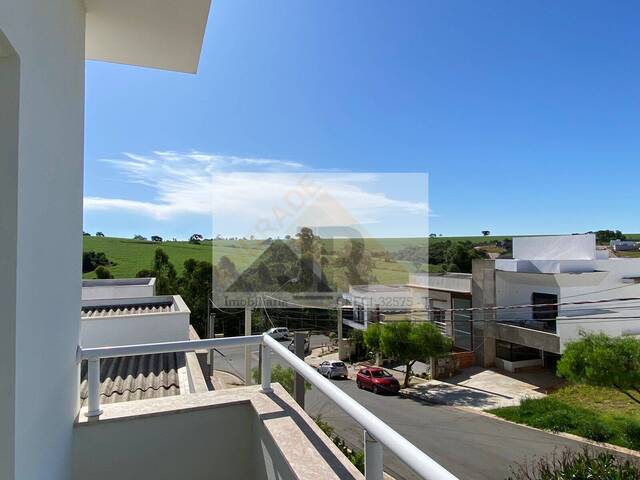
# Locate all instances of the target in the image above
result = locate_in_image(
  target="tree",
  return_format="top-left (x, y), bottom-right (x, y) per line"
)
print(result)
top-left (83, 231), bottom-right (91, 236)
top-left (189, 233), bottom-right (203, 244)
top-left (367, 321), bottom-right (452, 387)
top-left (557, 333), bottom-right (640, 404)
top-left (595, 230), bottom-right (626, 243)
top-left (95, 232), bottom-right (105, 237)
top-left (334, 238), bottom-right (376, 285)
top-left (363, 323), bottom-right (382, 355)
top-left (94, 266), bottom-right (113, 279)
top-left (82, 251), bottom-right (110, 273)
top-left (136, 248), bottom-right (177, 295)
top-left (151, 235), bottom-right (162, 243)
top-left (482, 230), bottom-right (490, 236)
top-left (133, 234), bottom-right (147, 241)
top-left (179, 258), bottom-right (213, 336)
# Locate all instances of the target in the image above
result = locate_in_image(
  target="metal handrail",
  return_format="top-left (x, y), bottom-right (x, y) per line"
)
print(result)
top-left (78, 334), bottom-right (458, 480)
top-left (78, 335), bottom-right (263, 361)
top-left (263, 335), bottom-right (457, 480)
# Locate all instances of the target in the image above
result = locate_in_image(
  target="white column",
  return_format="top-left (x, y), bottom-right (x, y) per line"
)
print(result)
top-left (364, 430), bottom-right (383, 480)
top-left (244, 307), bottom-right (253, 385)
top-left (85, 359), bottom-right (103, 418)
top-left (260, 340), bottom-right (272, 393)
top-left (337, 305), bottom-right (345, 360)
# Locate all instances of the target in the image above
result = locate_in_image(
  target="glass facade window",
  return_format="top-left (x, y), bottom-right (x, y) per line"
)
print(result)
top-left (452, 297), bottom-right (472, 351)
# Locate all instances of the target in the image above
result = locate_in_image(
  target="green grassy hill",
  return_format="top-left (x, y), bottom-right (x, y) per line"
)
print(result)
top-left (83, 235), bottom-right (503, 280)
top-left (84, 233), bottom-right (638, 280)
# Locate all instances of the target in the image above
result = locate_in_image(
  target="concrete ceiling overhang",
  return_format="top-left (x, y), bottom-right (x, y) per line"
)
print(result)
top-left (84, 0), bottom-right (211, 73)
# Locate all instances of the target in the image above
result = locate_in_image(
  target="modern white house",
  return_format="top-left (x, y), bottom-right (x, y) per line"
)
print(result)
top-left (81, 277), bottom-right (156, 300)
top-left (1, 2), bottom-right (455, 480)
top-left (473, 234), bottom-right (640, 372)
top-left (407, 273), bottom-right (473, 351)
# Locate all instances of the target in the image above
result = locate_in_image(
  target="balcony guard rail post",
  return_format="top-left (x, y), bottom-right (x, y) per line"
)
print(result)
top-left (260, 336), bottom-right (272, 393)
top-left (364, 430), bottom-right (383, 480)
top-left (85, 358), bottom-right (103, 418)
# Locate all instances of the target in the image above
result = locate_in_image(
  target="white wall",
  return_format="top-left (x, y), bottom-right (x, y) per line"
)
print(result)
top-left (513, 234), bottom-right (596, 260)
top-left (81, 311), bottom-right (190, 348)
top-left (0, 2), bottom-right (85, 479)
top-left (557, 314), bottom-right (640, 351)
top-left (81, 282), bottom-right (155, 300)
top-left (0, 28), bottom-right (20, 480)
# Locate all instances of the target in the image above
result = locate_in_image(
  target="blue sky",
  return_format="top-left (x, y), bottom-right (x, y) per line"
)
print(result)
top-left (84, 0), bottom-right (640, 239)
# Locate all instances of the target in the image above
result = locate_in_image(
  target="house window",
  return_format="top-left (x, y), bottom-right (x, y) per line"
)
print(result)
top-left (430, 308), bottom-right (445, 323)
top-left (452, 297), bottom-right (472, 351)
top-left (532, 292), bottom-right (558, 332)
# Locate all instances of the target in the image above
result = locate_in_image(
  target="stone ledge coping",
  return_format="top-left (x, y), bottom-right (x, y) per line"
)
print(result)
top-left (77, 384), bottom-right (363, 480)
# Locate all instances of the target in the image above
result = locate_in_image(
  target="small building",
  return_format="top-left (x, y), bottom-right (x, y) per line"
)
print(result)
top-left (611, 240), bottom-right (640, 252)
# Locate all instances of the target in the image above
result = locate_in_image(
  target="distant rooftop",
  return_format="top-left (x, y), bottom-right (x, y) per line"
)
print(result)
top-left (412, 272), bottom-right (472, 279)
top-left (350, 284), bottom-right (409, 293)
top-left (82, 277), bottom-right (155, 287)
top-left (81, 295), bottom-right (188, 318)
top-left (80, 352), bottom-right (184, 406)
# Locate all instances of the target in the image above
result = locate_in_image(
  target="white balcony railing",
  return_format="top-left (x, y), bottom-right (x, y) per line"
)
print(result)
top-left (78, 334), bottom-right (458, 480)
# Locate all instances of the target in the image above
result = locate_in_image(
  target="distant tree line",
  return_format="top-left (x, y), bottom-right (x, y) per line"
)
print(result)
top-left (592, 229), bottom-right (626, 243)
top-left (394, 240), bottom-right (487, 273)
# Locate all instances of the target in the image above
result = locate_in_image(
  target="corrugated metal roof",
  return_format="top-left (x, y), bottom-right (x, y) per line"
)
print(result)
top-left (81, 302), bottom-right (174, 318)
top-left (80, 352), bottom-right (184, 406)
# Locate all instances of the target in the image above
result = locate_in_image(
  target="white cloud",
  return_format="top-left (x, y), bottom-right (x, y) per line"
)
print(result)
top-left (84, 151), bottom-right (430, 232)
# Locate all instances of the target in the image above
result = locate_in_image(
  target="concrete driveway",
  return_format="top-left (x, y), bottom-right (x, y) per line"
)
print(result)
top-left (401, 367), bottom-right (564, 409)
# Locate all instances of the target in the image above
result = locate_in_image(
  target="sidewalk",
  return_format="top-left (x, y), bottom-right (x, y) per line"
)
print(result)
top-left (401, 367), bottom-right (561, 410)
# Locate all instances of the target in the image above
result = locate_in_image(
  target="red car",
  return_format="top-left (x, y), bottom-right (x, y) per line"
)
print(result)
top-left (356, 367), bottom-right (400, 394)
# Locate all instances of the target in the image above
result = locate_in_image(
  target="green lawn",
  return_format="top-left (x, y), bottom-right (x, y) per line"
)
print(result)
top-left (490, 385), bottom-right (640, 450)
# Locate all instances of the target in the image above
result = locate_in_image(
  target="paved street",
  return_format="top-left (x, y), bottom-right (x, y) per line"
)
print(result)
top-left (214, 337), bottom-right (612, 480)
top-left (213, 334), bottom-right (330, 381)
top-left (305, 379), bottom-right (590, 480)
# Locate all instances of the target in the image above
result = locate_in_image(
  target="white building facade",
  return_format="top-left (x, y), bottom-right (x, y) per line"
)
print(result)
top-left (474, 234), bottom-right (640, 371)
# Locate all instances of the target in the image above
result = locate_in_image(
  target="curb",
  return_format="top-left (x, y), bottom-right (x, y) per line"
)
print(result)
top-left (468, 408), bottom-right (640, 459)
top-left (400, 388), bottom-right (640, 459)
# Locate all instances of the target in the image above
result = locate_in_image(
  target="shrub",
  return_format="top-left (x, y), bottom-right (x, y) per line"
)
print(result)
top-left (576, 418), bottom-right (615, 443)
top-left (507, 448), bottom-right (640, 480)
top-left (623, 420), bottom-right (640, 450)
top-left (94, 266), bottom-right (113, 279)
top-left (315, 417), bottom-right (364, 473)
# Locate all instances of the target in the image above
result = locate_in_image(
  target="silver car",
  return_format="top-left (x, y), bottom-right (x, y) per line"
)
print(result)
top-left (317, 360), bottom-right (348, 379)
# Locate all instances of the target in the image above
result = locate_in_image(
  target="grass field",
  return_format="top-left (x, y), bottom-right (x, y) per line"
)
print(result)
top-left (83, 233), bottom-right (640, 279)
top-left (82, 235), bottom-right (496, 279)
top-left (490, 384), bottom-right (640, 450)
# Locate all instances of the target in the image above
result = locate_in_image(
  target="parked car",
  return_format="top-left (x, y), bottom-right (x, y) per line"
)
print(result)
top-left (287, 337), bottom-right (310, 355)
top-left (317, 360), bottom-right (348, 379)
top-left (264, 327), bottom-right (289, 340)
top-left (356, 367), bottom-right (400, 394)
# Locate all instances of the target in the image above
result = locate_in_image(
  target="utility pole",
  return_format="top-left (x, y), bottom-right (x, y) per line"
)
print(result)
top-left (293, 331), bottom-right (306, 408)
top-left (208, 312), bottom-right (215, 376)
top-left (337, 305), bottom-right (345, 361)
top-left (244, 306), bottom-right (253, 385)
